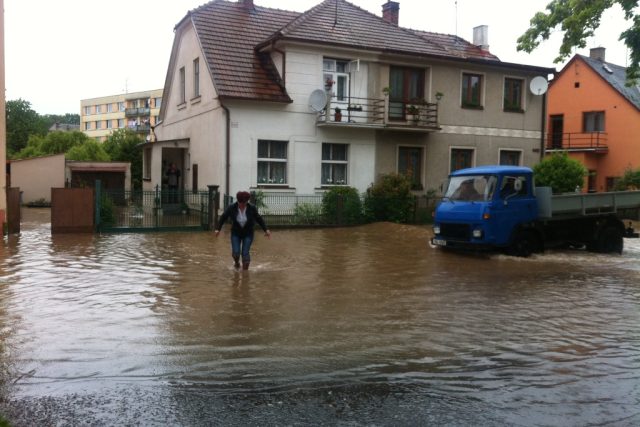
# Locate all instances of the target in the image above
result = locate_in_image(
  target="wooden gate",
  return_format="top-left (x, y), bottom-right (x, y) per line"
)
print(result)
top-left (6, 187), bottom-right (21, 234)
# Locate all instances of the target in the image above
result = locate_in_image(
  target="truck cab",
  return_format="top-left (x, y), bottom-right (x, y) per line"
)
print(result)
top-left (432, 166), bottom-right (538, 255)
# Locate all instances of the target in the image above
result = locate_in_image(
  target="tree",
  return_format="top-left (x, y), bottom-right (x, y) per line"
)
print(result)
top-left (42, 113), bottom-right (80, 128)
top-left (613, 167), bottom-right (640, 190)
top-left (533, 152), bottom-right (587, 193)
top-left (66, 140), bottom-right (110, 162)
top-left (363, 172), bottom-right (414, 223)
top-left (517, 1), bottom-right (640, 85)
top-left (13, 131), bottom-right (94, 159)
top-left (103, 129), bottom-right (144, 190)
top-left (6, 99), bottom-right (48, 155)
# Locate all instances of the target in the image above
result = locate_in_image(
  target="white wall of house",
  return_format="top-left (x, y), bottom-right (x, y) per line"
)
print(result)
top-left (10, 154), bottom-right (65, 204)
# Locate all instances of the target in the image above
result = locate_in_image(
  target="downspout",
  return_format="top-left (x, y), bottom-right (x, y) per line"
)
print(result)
top-left (221, 103), bottom-right (230, 196)
top-left (540, 92), bottom-right (546, 161)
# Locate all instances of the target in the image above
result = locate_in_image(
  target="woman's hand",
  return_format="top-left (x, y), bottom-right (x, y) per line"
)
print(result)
top-left (214, 230), bottom-right (220, 238)
top-left (264, 230), bottom-right (271, 239)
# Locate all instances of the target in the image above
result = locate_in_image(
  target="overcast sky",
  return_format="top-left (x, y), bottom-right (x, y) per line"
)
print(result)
top-left (4, 0), bottom-right (633, 115)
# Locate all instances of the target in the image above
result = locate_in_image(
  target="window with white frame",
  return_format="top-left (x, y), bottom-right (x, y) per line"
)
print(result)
top-left (398, 146), bottom-right (423, 190)
top-left (84, 122), bottom-right (91, 130)
top-left (95, 121), bottom-right (101, 130)
top-left (500, 150), bottom-right (522, 166)
top-left (107, 103), bottom-right (113, 113)
top-left (258, 140), bottom-right (288, 185)
top-left (118, 118), bottom-right (124, 128)
top-left (106, 120), bottom-right (112, 129)
top-left (450, 148), bottom-right (474, 172)
top-left (323, 58), bottom-right (349, 102)
top-left (583, 111), bottom-right (605, 132)
top-left (461, 72), bottom-right (483, 108)
top-left (503, 78), bottom-right (524, 112)
top-left (179, 67), bottom-right (186, 104)
top-left (96, 104), bottom-right (102, 114)
top-left (321, 143), bottom-right (348, 185)
top-left (84, 106), bottom-right (91, 115)
top-left (118, 102), bottom-right (125, 112)
top-left (193, 58), bottom-right (200, 98)
top-left (499, 149), bottom-right (521, 166)
top-left (154, 97), bottom-right (162, 108)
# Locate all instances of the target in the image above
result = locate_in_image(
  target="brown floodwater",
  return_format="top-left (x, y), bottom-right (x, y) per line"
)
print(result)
top-left (0, 208), bottom-right (639, 426)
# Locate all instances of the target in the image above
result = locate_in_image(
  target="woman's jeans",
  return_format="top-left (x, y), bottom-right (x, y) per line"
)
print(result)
top-left (231, 233), bottom-right (254, 262)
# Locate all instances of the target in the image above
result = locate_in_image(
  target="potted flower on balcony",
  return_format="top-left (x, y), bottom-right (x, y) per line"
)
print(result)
top-left (406, 104), bottom-right (420, 123)
top-left (334, 107), bottom-right (342, 122)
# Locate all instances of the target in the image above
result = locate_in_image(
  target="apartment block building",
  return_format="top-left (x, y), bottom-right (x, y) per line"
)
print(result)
top-left (80, 89), bottom-right (163, 141)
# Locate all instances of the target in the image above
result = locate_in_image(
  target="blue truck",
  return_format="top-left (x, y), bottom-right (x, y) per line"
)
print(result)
top-left (431, 165), bottom-right (640, 256)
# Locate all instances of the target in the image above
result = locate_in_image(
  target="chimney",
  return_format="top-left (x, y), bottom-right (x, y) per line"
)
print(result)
top-left (382, 1), bottom-right (399, 26)
top-left (590, 47), bottom-right (606, 62)
top-left (241, 0), bottom-right (254, 10)
top-left (473, 25), bottom-right (489, 51)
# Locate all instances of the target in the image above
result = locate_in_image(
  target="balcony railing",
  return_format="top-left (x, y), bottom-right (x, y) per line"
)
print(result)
top-left (317, 96), bottom-right (440, 131)
top-left (125, 107), bottom-right (151, 117)
top-left (546, 132), bottom-right (608, 153)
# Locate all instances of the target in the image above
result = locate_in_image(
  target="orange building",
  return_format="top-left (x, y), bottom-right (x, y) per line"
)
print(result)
top-left (546, 47), bottom-right (640, 192)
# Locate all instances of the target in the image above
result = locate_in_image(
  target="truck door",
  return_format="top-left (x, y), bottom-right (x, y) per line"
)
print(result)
top-left (490, 175), bottom-right (537, 245)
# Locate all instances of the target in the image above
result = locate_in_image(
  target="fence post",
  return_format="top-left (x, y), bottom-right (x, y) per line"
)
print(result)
top-left (154, 185), bottom-right (160, 228)
top-left (208, 185), bottom-right (220, 231)
top-left (337, 194), bottom-right (344, 225)
top-left (95, 180), bottom-right (102, 232)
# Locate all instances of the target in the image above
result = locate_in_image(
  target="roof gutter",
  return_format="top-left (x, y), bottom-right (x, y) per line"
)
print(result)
top-left (221, 103), bottom-right (231, 196)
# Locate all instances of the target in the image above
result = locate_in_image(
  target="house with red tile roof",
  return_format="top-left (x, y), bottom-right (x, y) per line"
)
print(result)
top-left (546, 47), bottom-right (640, 192)
top-left (147, 0), bottom-right (553, 199)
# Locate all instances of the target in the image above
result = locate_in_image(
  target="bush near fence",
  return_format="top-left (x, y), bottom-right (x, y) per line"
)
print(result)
top-left (239, 189), bottom-right (437, 227)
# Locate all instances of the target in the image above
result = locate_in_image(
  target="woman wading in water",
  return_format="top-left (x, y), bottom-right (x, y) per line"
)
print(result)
top-left (215, 191), bottom-right (271, 270)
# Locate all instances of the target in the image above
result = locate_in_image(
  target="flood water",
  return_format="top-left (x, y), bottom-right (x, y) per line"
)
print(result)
top-left (1, 208), bottom-right (639, 426)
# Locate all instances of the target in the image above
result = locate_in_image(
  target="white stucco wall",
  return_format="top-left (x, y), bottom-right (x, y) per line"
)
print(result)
top-left (10, 154), bottom-right (66, 204)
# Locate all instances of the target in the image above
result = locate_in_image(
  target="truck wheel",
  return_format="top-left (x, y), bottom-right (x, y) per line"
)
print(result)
top-left (596, 226), bottom-right (623, 254)
top-left (508, 231), bottom-right (538, 257)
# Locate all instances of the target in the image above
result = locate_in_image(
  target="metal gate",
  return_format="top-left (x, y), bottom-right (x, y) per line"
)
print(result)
top-left (96, 183), bottom-right (219, 232)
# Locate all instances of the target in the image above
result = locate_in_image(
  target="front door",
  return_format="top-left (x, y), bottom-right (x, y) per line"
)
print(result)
top-left (550, 115), bottom-right (564, 149)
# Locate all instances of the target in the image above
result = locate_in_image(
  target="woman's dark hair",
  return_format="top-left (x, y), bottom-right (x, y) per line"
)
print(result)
top-left (236, 191), bottom-right (251, 203)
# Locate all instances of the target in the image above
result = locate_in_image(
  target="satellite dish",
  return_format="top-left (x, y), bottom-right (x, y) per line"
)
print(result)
top-left (529, 76), bottom-right (548, 95)
top-left (309, 89), bottom-right (328, 112)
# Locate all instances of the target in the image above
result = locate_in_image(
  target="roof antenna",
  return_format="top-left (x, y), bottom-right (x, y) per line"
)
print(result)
top-left (333, 0), bottom-right (338, 28)
top-left (455, 0), bottom-right (458, 38)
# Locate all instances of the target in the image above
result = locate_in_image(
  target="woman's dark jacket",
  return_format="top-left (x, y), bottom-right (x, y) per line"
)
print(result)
top-left (217, 202), bottom-right (268, 238)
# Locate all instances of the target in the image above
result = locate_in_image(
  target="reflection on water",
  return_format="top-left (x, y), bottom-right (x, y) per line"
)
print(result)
top-left (1, 208), bottom-right (639, 425)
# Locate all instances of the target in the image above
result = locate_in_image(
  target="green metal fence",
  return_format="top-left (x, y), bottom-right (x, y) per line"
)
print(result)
top-left (97, 184), bottom-right (216, 232)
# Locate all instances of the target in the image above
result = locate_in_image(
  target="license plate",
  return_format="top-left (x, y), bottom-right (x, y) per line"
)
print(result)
top-left (432, 238), bottom-right (447, 247)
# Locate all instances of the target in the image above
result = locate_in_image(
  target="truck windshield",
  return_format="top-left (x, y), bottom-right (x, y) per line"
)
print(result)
top-left (445, 175), bottom-right (497, 202)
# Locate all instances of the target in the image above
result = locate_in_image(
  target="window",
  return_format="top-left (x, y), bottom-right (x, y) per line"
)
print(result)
top-left (95, 104), bottom-right (102, 114)
top-left (500, 175), bottom-right (529, 198)
top-left (321, 143), bottom-right (348, 185)
top-left (118, 118), bottom-right (125, 128)
top-left (389, 66), bottom-right (424, 119)
top-left (504, 78), bottom-right (524, 112)
top-left (461, 73), bottom-right (483, 108)
top-left (179, 67), bottom-right (186, 104)
top-left (118, 102), bottom-right (125, 112)
top-left (583, 111), bottom-right (605, 132)
top-left (193, 58), bottom-right (200, 98)
top-left (398, 146), bottom-right (423, 190)
top-left (258, 140), bottom-right (288, 185)
top-left (450, 148), bottom-right (474, 172)
top-left (107, 103), bottom-right (113, 113)
top-left (95, 121), bottom-right (101, 130)
top-left (143, 148), bottom-right (151, 180)
top-left (84, 106), bottom-right (91, 115)
top-left (499, 150), bottom-right (521, 166)
top-left (106, 120), bottom-right (112, 129)
top-left (323, 58), bottom-right (349, 102)
top-left (84, 122), bottom-right (91, 130)
top-left (154, 97), bottom-right (162, 108)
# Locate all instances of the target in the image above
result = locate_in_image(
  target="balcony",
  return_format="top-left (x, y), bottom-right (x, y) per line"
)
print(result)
top-left (546, 132), bottom-right (608, 154)
top-left (317, 96), bottom-right (440, 132)
top-left (125, 107), bottom-right (151, 117)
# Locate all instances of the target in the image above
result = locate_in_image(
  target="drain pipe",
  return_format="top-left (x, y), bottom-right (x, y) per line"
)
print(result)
top-left (221, 103), bottom-right (231, 196)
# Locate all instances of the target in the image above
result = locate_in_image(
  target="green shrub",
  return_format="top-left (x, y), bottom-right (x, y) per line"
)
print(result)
top-left (100, 196), bottom-right (116, 226)
top-left (614, 168), bottom-right (640, 190)
top-left (363, 173), bottom-right (414, 223)
top-left (533, 152), bottom-right (587, 193)
top-left (321, 186), bottom-right (363, 225)
top-left (293, 203), bottom-right (323, 225)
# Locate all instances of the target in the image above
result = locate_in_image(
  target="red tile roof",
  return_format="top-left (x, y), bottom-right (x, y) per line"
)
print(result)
top-left (183, 0), bottom-right (517, 102)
